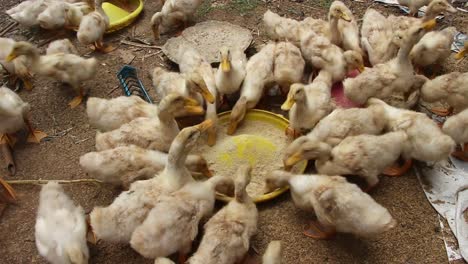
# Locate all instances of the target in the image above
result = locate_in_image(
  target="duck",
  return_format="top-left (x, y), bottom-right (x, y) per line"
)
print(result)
top-left (0, 38), bottom-right (33, 90)
top-left (35, 182), bottom-right (89, 264)
top-left (283, 104), bottom-right (386, 167)
top-left (263, 3), bottom-right (360, 54)
top-left (360, 8), bottom-right (401, 66)
top-left (130, 175), bottom-right (234, 261)
top-left (150, 0), bottom-right (203, 40)
top-left (187, 165), bottom-right (258, 264)
top-left (314, 131), bottom-right (408, 189)
top-left (90, 120), bottom-right (213, 243)
top-left (389, 0), bottom-right (456, 34)
top-left (6, 0), bottom-right (48, 27)
top-left (273, 41), bottom-right (306, 94)
top-left (455, 41), bottom-right (467, 59)
top-left (86, 96), bottom-right (158, 132)
top-left (80, 145), bottom-right (212, 187)
top-left (95, 94), bottom-right (204, 152)
top-left (177, 46), bottom-right (219, 146)
top-left (6, 41), bottom-right (97, 108)
top-left (344, 21), bottom-right (435, 105)
top-left (77, 0), bottom-right (114, 53)
top-left (46, 39), bottom-right (79, 55)
top-left (300, 29), bottom-right (364, 83)
top-left (37, 1), bottom-right (92, 30)
top-left (368, 98), bottom-right (455, 175)
top-left (410, 27), bottom-right (457, 72)
top-left (0, 86), bottom-right (47, 147)
top-left (281, 70), bottom-right (334, 138)
top-left (420, 72), bottom-right (468, 116)
top-left (228, 43), bottom-right (276, 135)
top-left (152, 67), bottom-right (215, 107)
top-left (397, 0), bottom-right (430, 16)
top-left (262, 10), bottom-right (302, 45)
top-left (265, 171), bottom-right (396, 239)
top-left (215, 46), bottom-right (247, 99)
top-left (442, 108), bottom-right (468, 161)
top-left (328, 1), bottom-right (362, 55)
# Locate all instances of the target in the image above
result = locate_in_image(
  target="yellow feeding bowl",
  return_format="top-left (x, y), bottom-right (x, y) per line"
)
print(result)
top-left (102, 0), bottom-right (143, 33)
top-left (209, 109), bottom-right (308, 203)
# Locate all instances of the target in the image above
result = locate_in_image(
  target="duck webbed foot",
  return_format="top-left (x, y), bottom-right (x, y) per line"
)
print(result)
top-left (303, 220), bottom-right (336, 239)
top-left (430, 106), bottom-right (453, 117)
top-left (383, 158), bottom-right (413, 176)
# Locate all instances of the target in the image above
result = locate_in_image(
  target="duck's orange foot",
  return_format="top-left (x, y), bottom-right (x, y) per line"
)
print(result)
top-left (94, 42), bottom-right (116, 53)
top-left (431, 107), bottom-right (453, 117)
top-left (383, 159), bottom-right (413, 176)
top-left (0, 134), bottom-right (17, 148)
top-left (285, 126), bottom-right (301, 139)
top-left (68, 94), bottom-right (84, 109)
top-left (27, 130), bottom-right (48, 144)
top-left (304, 220), bottom-right (336, 239)
top-left (0, 177), bottom-right (16, 204)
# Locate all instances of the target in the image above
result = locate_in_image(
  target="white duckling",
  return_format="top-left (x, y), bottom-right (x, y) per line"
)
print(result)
top-left (420, 72), bottom-right (468, 116)
top-left (300, 29), bottom-right (364, 83)
top-left (263, 10), bottom-right (301, 45)
top-left (283, 104), bottom-right (386, 167)
top-left (443, 108), bottom-right (468, 161)
top-left (281, 70), bottom-right (334, 138)
top-left (328, 1), bottom-right (362, 55)
top-left (90, 120), bottom-right (213, 243)
top-left (397, 0), bottom-right (430, 16)
top-left (35, 182), bottom-right (89, 264)
top-left (360, 8), bottom-right (400, 66)
top-left (273, 41), bottom-right (305, 94)
top-left (46, 39), bottom-right (78, 55)
top-left (150, 0), bottom-right (204, 40)
top-left (265, 171), bottom-right (396, 239)
top-left (86, 96), bottom-right (158, 132)
top-left (344, 21), bottom-right (435, 105)
top-left (37, 1), bottom-right (92, 30)
top-left (0, 38), bottom-right (33, 90)
top-left (152, 67), bottom-right (215, 106)
top-left (177, 46), bottom-right (218, 146)
top-left (315, 131), bottom-right (408, 189)
top-left (130, 175), bottom-right (234, 261)
top-left (187, 165), bottom-right (258, 264)
top-left (154, 258), bottom-right (175, 264)
top-left (368, 98), bottom-right (455, 176)
top-left (0, 86), bottom-right (47, 146)
top-left (6, 41), bottom-right (97, 108)
top-left (228, 43), bottom-right (276, 135)
top-left (6, 0), bottom-right (48, 27)
top-left (95, 94), bottom-right (204, 152)
top-left (80, 145), bottom-right (212, 187)
top-left (410, 27), bottom-right (457, 71)
top-left (215, 46), bottom-right (247, 98)
top-left (77, 0), bottom-right (114, 53)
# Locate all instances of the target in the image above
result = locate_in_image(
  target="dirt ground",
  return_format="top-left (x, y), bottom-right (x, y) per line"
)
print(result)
top-left (0, 0), bottom-right (467, 263)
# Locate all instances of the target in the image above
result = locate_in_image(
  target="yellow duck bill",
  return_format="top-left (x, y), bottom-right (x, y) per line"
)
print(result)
top-left (5, 52), bottom-right (17, 62)
top-left (340, 11), bottom-right (352, 22)
top-left (421, 19), bottom-right (437, 31)
top-left (197, 119), bottom-right (214, 132)
top-left (284, 152), bottom-right (304, 168)
top-left (455, 48), bottom-right (466, 60)
top-left (221, 57), bottom-right (231, 73)
top-left (281, 96), bottom-right (295, 111)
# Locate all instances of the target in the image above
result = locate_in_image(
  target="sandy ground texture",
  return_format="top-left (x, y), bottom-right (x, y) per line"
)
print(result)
top-left (1, 0), bottom-right (468, 263)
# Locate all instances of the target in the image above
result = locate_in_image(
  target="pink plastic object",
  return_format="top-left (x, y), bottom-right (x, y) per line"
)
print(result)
top-left (331, 70), bottom-right (362, 108)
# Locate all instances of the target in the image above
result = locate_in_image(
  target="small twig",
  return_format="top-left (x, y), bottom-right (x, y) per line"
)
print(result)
top-left (107, 85), bottom-right (121, 95)
top-left (6, 179), bottom-right (103, 185)
top-left (74, 137), bottom-right (91, 144)
top-left (120, 40), bottom-right (162, 49)
top-left (0, 21), bottom-right (17, 37)
top-left (47, 127), bottom-right (73, 138)
top-left (142, 52), bottom-right (160, 62)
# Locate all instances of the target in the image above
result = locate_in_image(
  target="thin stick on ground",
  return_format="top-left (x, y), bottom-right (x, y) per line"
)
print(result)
top-left (6, 179), bottom-right (103, 185)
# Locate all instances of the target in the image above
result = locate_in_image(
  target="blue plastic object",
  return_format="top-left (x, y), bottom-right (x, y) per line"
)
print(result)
top-left (117, 65), bottom-right (153, 104)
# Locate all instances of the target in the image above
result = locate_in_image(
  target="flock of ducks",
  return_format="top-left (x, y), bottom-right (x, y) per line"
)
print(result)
top-left (0, 0), bottom-right (468, 263)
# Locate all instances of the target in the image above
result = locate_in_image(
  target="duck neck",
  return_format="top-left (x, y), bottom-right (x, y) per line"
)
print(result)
top-left (397, 42), bottom-right (413, 65)
top-left (328, 17), bottom-right (340, 45)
